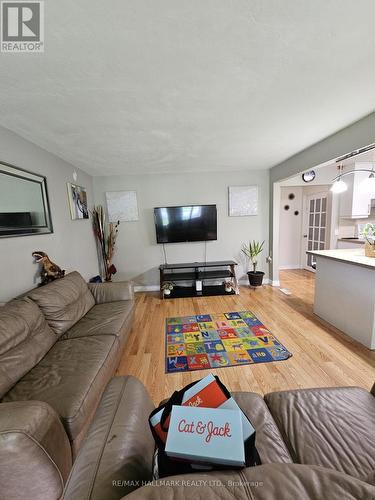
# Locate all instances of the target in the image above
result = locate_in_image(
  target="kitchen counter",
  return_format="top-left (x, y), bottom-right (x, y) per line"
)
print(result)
top-left (307, 248), bottom-right (375, 350)
top-left (307, 248), bottom-right (375, 269)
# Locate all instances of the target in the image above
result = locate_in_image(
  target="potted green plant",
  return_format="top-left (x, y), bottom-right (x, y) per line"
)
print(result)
top-left (161, 281), bottom-right (174, 296)
top-left (363, 223), bottom-right (375, 258)
top-left (242, 240), bottom-right (265, 287)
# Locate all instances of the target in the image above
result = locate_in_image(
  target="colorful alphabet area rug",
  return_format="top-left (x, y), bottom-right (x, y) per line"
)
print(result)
top-left (165, 311), bottom-right (292, 373)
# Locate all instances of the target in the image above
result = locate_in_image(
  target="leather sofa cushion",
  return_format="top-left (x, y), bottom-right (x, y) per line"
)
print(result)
top-left (0, 298), bottom-right (56, 398)
top-left (265, 387), bottom-right (375, 481)
top-left (2, 335), bottom-right (119, 447)
top-left (62, 376), bottom-right (155, 500)
top-left (88, 281), bottom-right (134, 303)
top-left (27, 271), bottom-right (95, 336)
top-left (0, 400), bottom-right (71, 500)
top-left (232, 392), bottom-right (292, 464)
top-left (61, 301), bottom-right (134, 341)
top-left (124, 463), bottom-right (375, 500)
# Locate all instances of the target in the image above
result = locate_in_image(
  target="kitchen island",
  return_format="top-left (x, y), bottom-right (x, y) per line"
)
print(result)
top-left (307, 248), bottom-right (375, 350)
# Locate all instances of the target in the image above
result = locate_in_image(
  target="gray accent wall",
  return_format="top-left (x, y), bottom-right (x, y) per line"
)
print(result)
top-left (270, 111), bottom-right (375, 185)
top-left (269, 111), bottom-right (375, 281)
top-left (93, 170), bottom-right (269, 287)
top-left (0, 126), bottom-right (99, 303)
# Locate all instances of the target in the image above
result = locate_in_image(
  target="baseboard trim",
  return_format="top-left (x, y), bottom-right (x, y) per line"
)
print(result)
top-left (279, 265), bottom-right (302, 270)
top-left (134, 285), bottom-right (160, 292)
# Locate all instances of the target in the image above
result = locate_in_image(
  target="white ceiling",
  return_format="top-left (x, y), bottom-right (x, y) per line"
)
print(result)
top-left (1, 1), bottom-right (375, 176)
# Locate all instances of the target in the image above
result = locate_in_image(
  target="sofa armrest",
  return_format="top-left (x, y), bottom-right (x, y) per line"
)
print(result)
top-left (88, 281), bottom-right (134, 304)
top-left (62, 376), bottom-right (155, 500)
top-left (0, 400), bottom-right (72, 500)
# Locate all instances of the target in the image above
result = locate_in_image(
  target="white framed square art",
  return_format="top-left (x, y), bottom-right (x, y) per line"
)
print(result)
top-left (228, 185), bottom-right (258, 216)
top-left (105, 191), bottom-right (139, 222)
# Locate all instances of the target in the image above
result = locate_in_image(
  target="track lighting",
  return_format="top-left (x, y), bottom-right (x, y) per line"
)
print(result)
top-left (331, 163), bottom-right (375, 194)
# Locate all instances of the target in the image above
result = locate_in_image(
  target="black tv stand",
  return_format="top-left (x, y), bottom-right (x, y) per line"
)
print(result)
top-left (159, 260), bottom-right (239, 299)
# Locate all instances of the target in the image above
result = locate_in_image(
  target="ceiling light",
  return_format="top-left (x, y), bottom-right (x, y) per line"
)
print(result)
top-left (330, 177), bottom-right (348, 193)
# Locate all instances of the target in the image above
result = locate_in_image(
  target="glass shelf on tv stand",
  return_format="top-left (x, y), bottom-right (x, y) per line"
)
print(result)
top-left (159, 260), bottom-right (239, 299)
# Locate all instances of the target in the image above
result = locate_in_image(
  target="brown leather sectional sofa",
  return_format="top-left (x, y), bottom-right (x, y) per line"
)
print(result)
top-left (62, 377), bottom-right (375, 500)
top-left (0, 271), bottom-right (135, 499)
top-left (1, 271), bottom-right (374, 499)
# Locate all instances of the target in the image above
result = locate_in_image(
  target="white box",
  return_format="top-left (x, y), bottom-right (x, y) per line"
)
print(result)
top-left (165, 405), bottom-right (245, 467)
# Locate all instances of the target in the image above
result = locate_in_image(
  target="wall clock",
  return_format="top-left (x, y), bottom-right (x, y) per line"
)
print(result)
top-left (302, 170), bottom-right (316, 183)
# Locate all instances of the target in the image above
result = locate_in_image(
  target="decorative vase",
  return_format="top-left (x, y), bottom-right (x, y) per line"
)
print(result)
top-left (164, 289), bottom-right (171, 296)
top-left (365, 242), bottom-right (375, 258)
top-left (225, 285), bottom-right (232, 293)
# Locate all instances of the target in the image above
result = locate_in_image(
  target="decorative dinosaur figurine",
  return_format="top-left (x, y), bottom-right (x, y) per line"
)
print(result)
top-left (32, 251), bottom-right (65, 285)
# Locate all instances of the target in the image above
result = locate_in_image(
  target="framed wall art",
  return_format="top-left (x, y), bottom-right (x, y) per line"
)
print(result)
top-left (67, 183), bottom-right (89, 220)
top-left (105, 190), bottom-right (139, 222)
top-left (228, 185), bottom-right (258, 216)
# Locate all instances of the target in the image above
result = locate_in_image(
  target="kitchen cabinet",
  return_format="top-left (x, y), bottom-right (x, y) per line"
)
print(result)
top-left (339, 164), bottom-right (373, 219)
top-left (337, 240), bottom-right (365, 249)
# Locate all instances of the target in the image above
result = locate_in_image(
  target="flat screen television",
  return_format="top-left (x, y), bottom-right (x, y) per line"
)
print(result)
top-left (154, 205), bottom-right (217, 243)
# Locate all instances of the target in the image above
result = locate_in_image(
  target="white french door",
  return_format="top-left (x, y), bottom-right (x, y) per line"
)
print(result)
top-left (302, 192), bottom-right (328, 272)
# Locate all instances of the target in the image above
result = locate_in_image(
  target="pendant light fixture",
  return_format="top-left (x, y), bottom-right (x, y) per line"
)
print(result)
top-left (331, 164), bottom-right (348, 193)
top-left (331, 163), bottom-right (375, 194)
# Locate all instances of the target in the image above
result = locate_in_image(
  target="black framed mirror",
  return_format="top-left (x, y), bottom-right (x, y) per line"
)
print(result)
top-left (0, 162), bottom-right (53, 237)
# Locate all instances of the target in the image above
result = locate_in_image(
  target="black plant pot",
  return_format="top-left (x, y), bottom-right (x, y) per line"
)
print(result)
top-left (247, 271), bottom-right (265, 287)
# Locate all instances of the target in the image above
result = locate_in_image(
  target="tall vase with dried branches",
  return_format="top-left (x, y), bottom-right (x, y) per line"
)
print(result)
top-left (92, 206), bottom-right (120, 281)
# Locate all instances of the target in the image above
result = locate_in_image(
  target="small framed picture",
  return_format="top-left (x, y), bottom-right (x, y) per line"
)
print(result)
top-left (228, 186), bottom-right (258, 216)
top-left (67, 183), bottom-right (89, 220)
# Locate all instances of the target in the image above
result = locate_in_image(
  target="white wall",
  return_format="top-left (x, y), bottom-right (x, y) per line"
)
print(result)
top-left (279, 187), bottom-right (303, 269)
top-left (278, 184), bottom-right (335, 271)
top-left (0, 126), bottom-right (99, 303)
top-left (93, 170), bottom-right (269, 287)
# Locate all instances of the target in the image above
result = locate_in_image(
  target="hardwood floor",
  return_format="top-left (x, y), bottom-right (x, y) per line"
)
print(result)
top-left (117, 270), bottom-right (375, 404)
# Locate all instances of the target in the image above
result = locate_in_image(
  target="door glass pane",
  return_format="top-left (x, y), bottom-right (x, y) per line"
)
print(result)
top-left (314, 213), bottom-right (320, 226)
top-left (320, 242), bottom-right (325, 250)
top-left (316, 199), bottom-right (321, 212)
top-left (320, 228), bottom-right (325, 242)
top-left (314, 241), bottom-right (319, 250)
top-left (309, 213), bottom-right (314, 226)
top-left (314, 228), bottom-right (319, 240)
top-left (322, 197), bottom-right (327, 212)
top-left (309, 227), bottom-right (313, 239)
top-left (321, 213), bottom-right (326, 227)
top-left (310, 199), bottom-right (315, 212)
top-left (308, 240), bottom-right (312, 250)
top-left (307, 254), bottom-right (312, 267)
